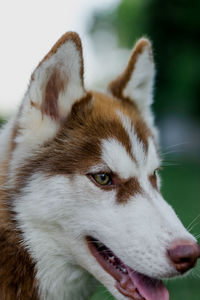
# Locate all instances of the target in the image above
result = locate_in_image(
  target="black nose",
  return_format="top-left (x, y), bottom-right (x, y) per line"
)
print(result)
top-left (167, 240), bottom-right (200, 274)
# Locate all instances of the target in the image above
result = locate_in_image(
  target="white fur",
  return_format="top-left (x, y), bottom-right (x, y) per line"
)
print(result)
top-left (19, 40), bottom-right (85, 144)
top-left (29, 41), bottom-right (85, 120)
top-left (13, 166), bottom-right (195, 300)
top-left (123, 44), bottom-right (154, 111)
top-left (101, 138), bottom-right (136, 179)
top-left (0, 35), bottom-right (197, 300)
top-left (117, 110), bottom-right (147, 164)
top-left (7, 39), bottom-right (86, 185)
top-left (14, 174), bottom-right (98, 300)
top-left (0, 118), bottom-right (15, 163)
top-left (146, 138), bottom-right (160, 173)
top-left (121, 41), bottom-right (158, 139)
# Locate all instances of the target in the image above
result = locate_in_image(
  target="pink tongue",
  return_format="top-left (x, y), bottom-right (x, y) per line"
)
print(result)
top-left (127, 268), bottom-right (169, 300)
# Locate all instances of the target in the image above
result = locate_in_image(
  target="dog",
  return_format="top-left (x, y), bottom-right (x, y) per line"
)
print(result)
top-left (0, 31), bottom-right (199, 300)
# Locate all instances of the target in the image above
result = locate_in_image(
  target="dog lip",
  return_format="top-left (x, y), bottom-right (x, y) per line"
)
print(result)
top-left (86, 236), bottom-right (128, 283)
top-left (85, 236), bottom-right (168, 300)
top-left (86, 236), bottom-right (143, 300)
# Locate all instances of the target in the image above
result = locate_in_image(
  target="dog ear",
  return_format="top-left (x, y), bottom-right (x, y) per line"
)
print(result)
top-left (108, 38), bottom-right (155, 117)
top-left (17, 32), bottom-right (86, 145)
top-left (29, 31), bottom-right (85, 119)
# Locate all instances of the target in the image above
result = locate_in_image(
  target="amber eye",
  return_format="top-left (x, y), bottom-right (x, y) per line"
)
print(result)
top-left (92, 174), bottom-right (112, 186)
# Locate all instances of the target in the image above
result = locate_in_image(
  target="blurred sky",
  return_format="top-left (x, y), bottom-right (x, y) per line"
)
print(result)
top-left (0, 0), bottom-right (120, 115)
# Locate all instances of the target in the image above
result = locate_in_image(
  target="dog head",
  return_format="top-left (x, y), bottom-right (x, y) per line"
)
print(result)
top-left (10, 32), bottom-right (200, 300)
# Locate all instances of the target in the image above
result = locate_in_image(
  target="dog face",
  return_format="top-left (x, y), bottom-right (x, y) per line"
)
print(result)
top-left (11, 33), bottom-right (199, 300)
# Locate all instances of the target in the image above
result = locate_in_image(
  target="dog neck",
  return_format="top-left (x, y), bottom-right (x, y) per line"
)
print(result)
top-left (24, 226), bottom-right (98, 300)
top-left (0, 190), bottom-right (97, 300)
top-left (0, 123), bottom-right (97, 300)
top-left (0, 221), bottom-right (39, 299)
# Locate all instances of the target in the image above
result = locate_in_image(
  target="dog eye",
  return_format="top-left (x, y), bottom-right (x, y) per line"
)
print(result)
top-left (154, 167), bottom-right (162, 175)
top-left (92, 174), bottom-right (112, 186)
top-left (154, 169), bottom-right (158, 176)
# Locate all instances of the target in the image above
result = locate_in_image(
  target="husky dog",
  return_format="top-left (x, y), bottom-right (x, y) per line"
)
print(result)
top-left (0, 32), bottom-right (199, 300)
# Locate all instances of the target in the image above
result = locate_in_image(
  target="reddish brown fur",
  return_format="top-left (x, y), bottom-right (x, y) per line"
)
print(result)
top-left (0, 168), bottom-right (39, 299)
top-left (14, 92), bottom-right (135, 185)
top-left (108, 39), bottom-right (153, 152)
top-left (116, 177), bottom-right (142, 204)
top-left (0, 34), bottom-right (156, 299)
top-left (0, 224), bottom-right (39, 300)
top-left (108, 39), bottom-right (152, 100)
top-left (13, 91), bottom-right (148, 204)
top-left (30, 100), bottom-right (40, 110)
top-left (41, 69), bottom-right (67, 120)
top-left (108, 39), bottom-right (153, 151)
top-left (149, 173), bottom-right (158, 190)
top-left (0, 114), bottom-right (39, 299)
top-left (134, 119), bottom-right (151, 152)
top-left (88, 172), bottom-right (142, 204)
top-left (30, 32), bottom-right (84, 121)
top-left (9, 103), bottom-right (24, 153)
top-left (32, 32), bottom-right (84, 86)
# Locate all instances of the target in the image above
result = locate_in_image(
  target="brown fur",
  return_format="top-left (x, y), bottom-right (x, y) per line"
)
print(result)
top-left (0, 161), bottom-right (38, 299)
top-left (13, 92), bottom-right (131, 184)
top-left (9, 105), bottom-right (23, 153)
top-left (32, 32), bottom-right (84, 86)
top-left (108, 39), bottom-right (153, 151)
top-left (30, 100), bottom-right (41, 110)
top-left (149, 173), bottom-right (158, 190)
top-left (0, 35), bottom-right (156, 298)
top-left (116, 177), bottom-right (142, 204)
top-left (41, 69), bottom-right (67, 120)
top-left (108, 39), bottom-right (152, 100)
top-left (107, 40), bottom-right (153, 151)
top-left (30, 32), bottom-right (84, 121)
top-left (134, 119), bottom-right (151, 152)
top-left (0, 223), bottom-right (39, 300)
top-left (13, 91), bottom-right (148, 205)
top-left (87, 174), bottom-right (142, 204)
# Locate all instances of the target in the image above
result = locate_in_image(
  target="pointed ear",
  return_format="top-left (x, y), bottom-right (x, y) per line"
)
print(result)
top-left (108, 38), bottom-right (155, 115)
top-left (28, 31), bottom-right (85, 120)
top-left (16, 32), bottom-right (86, 146)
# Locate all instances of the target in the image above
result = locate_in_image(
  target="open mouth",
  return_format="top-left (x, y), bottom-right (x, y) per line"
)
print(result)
top-left (86, 236), bottom-right (169, 300)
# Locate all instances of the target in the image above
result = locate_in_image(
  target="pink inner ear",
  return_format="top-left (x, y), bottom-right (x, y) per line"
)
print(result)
top-left (41, 69), bottom-right (67, 120)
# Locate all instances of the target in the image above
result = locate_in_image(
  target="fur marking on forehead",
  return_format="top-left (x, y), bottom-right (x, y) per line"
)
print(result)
top-left (101, 138), bottom-right (136, 179)
top-left (117, 111), bottom-right (148, 166)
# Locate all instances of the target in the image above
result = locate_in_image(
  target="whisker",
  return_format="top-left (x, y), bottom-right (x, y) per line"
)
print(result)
top-left (161, 162), bottom-right (182, 167)
top-left (187, 214), bottom-right (200, 232)
top-left (194, 233), bottom-right (200, 239)
top-left (161, 149), bottom-right (186, 156)
top-left (162, 142), bottom-right (190, 151)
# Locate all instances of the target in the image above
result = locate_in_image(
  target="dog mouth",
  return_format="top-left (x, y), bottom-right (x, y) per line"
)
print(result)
top-left (86, 236), bottom-right (169, 300)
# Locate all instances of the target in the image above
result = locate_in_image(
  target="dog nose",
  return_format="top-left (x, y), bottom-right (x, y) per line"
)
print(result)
top-left (167, 240), bottom-right (200, 273)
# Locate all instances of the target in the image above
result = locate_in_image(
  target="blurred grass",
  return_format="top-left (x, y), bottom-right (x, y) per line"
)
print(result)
top-left (89, 160), bottom-right (200, 300)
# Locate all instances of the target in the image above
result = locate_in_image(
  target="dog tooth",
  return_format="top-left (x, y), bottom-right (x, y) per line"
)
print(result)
top-left (121, 267), bottom-right (127, 274)
top-left (96, 243), bottom-right (102, 249)
top-left (109, 256), bottom-right (115, 261)
top-left (97, 241), bottom-right (104, 247)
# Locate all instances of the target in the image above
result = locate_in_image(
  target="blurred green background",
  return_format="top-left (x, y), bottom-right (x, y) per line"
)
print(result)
top-left (88, 0), bottom-right (200, 299)
top-left (89, 163), bottom-right (200, 300)
top-left (0, 0), bottom-right (200, 299)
